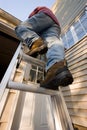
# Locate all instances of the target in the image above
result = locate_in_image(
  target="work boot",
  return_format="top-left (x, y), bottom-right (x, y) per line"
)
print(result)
top-left (26, 38), bottom-right (48, 57)
top-left (40, 60), bottom-right (73, 90)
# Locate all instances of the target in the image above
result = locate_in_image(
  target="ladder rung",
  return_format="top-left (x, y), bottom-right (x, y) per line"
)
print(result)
top-left (7, 81), bottom-right (58, 96)
top-left (22, 53), bottom-right (46, 67)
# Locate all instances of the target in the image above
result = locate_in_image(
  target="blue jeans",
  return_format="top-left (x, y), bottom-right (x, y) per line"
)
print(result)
top-left (15, 12), bottom-right (65, 71)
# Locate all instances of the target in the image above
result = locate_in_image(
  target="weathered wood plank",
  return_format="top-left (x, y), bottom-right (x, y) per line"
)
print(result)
top-left (61, 82), bottom-right (87, 91)
top-left (71, 116), bottom-right (87, 127)
top-left (64, 95), bottom-right (87, 102)
top-left (63, 87), bottom-right (87, 96)
top-left (66, 45), bottom-right (87, 61)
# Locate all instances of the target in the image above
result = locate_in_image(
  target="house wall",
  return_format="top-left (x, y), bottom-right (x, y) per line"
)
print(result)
top-left (52, 2), bottom-right (87, 128)
top-left (62, 35), bottom-right (87, 129)
top-left (52, 0), bottom-right (87, 32)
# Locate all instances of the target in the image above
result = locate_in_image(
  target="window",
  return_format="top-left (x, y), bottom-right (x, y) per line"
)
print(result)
top-left (74, 21), bottom-right (85, 40)
top-left (61, 7), bottom-right (87, 50)
top-left (61, 35), bottom-right (69, 49)
top-left (61, 30), bottom-right (74, 49)
top-left (66, 30), bottom-right (74, 48)
top-left (80, 12), bottom-right (87, 33)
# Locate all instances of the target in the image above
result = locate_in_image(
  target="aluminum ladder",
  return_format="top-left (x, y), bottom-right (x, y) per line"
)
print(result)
top-left (0, 43), bottom-right (74, 130)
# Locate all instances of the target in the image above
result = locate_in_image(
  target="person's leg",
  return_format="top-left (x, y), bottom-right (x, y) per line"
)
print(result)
top-left (40, 24), bottom-right (73, 90)
top-left (15, 12), bottom-right (54, 56)
top-left (41, 24), bottom-right (64, 70)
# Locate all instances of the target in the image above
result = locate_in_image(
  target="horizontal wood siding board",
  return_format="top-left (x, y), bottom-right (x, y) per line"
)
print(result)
top-left (66, 48), bottom-right (87, 63)
top-left (61, 82), bottom-right (87, 91)
top-left (66, 43), bottom-right (87, 60)
top-left (63, 87), bottom-right (87, 96)
top-left (68, 108), bottom-right (87, 113)
top-left (73, 75), bottom-right (87, 84)
top-left (67, 54), bottom-right (87, 67)
top-left (69, 61), bottom-right (87, 71)
top-left (71, 115), bottom-right (87, 127)
top-left (70, 64), bottom-right (87, 74)
top-left (67, 108), bottom-right (87, 113)
top-left (66, 41), bottom-right (87, 59)
top-left (66, 101), bottom-right (87, 109)
top-left (64, 95), bottom-right (87, 102)
top-left (72, 69), bottom-right (87, 78)
top-left (68, 110), bottom-right (87, 119)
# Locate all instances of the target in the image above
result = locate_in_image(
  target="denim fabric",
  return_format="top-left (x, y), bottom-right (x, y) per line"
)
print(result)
top-left (15, 12), bottom-right (65, 71)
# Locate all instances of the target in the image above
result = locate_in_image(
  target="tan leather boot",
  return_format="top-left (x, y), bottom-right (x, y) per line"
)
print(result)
top-left (40, 60), bottom-right (73, 90)
top-left (26, 38), bottom-right (48, 57)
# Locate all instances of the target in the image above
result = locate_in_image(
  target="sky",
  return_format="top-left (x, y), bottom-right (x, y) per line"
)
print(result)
top-left (0, 0), bottom-right (55, 21)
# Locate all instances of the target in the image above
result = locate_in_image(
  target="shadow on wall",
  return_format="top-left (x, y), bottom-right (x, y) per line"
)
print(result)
top-left (61, 36), bottom-right (87, 129)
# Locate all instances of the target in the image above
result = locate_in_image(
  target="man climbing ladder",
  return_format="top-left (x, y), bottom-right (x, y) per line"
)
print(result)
top-left (15, 6), bottom-right (73, 90)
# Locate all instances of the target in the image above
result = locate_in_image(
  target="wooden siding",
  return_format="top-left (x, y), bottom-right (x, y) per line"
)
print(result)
top-left (61, 35), bottom-right (87, 127)
top-left (53, 0), bottom-right (87, 31)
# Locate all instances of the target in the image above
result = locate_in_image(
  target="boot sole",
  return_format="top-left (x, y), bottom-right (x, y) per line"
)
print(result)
top-left (27, 44), bottom-right (47, 56)
top-left (40, 70), bottom-right (73, 90)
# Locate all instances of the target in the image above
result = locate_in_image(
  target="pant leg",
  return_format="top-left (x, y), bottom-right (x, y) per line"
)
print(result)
top-left (15, 12), bottom-right (55, 47)
top-left (41, 24), bottom-right (65, 71)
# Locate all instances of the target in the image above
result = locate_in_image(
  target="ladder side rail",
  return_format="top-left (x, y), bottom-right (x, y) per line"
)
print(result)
top-left (51, 89), bottom-right (74, 130)
top-left (0, 60), bottom-right (27, 130)
top-left (59, 87), bottom-right (74, 130)
top-left (0, 60), bottom-right (18, 116)
top-left (51, 93), bottom-right (63, 130)
top-left (56, 93), bottom-right (70, 130)
top-left (0, 43), bottom-right (21, 101)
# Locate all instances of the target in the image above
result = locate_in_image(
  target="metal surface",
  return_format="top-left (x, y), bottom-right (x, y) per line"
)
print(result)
top-left (22, 53), bottom-right (46, 67)
top-left (8, 80), bottom-right (58, 96)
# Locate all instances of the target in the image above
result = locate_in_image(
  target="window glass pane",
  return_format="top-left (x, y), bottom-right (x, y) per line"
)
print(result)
top-left (66, 30), bottom-right (74, 47)
top-left (74, 21), bottom-right (85, 40)
top-left (80, 12), bottom-right (87, 33)
top-left (61, 35), bottom-right (69, 49)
